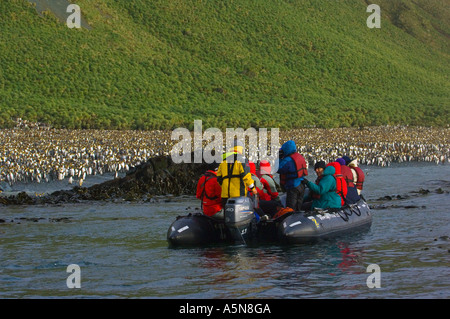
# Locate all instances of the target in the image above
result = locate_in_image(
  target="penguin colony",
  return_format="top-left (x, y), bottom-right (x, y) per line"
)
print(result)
top-left (0, 120), bottom-right (448, 186)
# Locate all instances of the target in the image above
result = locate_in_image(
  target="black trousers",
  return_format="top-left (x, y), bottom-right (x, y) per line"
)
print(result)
top-left (285, 183), bottom-right (306, 211)
top-left (346, 186), bottom-right (361, 204)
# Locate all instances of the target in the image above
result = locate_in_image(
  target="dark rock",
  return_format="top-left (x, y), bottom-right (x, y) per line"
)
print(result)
top-left (435, 188), bottom-right (448, 194)
top-left (412, 188), bottom-right (430, 195)
top-left (0, 154), bottom-right (210, 205)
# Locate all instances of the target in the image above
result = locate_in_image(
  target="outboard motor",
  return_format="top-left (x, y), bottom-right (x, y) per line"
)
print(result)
top-left (224, 196), bottom-right (258, 244)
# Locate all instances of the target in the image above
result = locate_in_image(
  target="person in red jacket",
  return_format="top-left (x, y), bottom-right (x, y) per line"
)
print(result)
top-left (326, 162), bottom-right (348, 206)
top-left (249, 161), bottom-right (280, 218)
top-left (196, 163), bottom-right (223, 217)
top-left (337, 157), bottom-right (360, 204)
top-left (336, 158), bottom-right (354, 188)
top-left (257, 160), bottom-right (280, 203)
top-left (345, 157), bottom-right (365, 195)
top-left (247, 161), bottom-right (270, 200)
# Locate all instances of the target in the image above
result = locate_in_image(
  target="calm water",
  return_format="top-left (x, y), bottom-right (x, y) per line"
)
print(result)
top-left (1, 163), bottom-right (449, 299)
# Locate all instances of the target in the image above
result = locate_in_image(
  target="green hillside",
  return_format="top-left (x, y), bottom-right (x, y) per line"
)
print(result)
top-left (0, 0), bottom-right (449, 130)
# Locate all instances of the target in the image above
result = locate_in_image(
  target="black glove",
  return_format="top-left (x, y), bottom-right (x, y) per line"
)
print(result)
top-left (301, 178), bottom-right (309, 186)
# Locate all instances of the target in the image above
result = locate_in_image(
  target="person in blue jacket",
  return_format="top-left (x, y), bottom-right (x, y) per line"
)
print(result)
top-left (303, 165), bottom-right (342, 210)
top-left (277, 140), bottom-right (308, 211)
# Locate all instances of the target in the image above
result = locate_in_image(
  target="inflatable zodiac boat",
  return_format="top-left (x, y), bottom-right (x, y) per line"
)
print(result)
top-left (167, 196), bottom-right (372, 247)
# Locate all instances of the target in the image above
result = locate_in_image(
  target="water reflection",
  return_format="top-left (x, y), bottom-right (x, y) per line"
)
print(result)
top-left (188, 233), bottom-right (372, 298)
top-left (335, 242), bottom-right (366, 274)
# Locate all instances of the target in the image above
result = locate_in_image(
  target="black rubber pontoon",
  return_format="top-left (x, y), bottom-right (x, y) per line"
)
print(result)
top-left (167, 197), bottom-right (372, 247)
top-left (277, 199), bottom-right (372, 244)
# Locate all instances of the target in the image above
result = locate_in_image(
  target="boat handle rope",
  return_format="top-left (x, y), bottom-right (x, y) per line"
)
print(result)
top-left (335, 208), bottom-right (350, 222)
top-left (349, 204), bottom-right (361, 216)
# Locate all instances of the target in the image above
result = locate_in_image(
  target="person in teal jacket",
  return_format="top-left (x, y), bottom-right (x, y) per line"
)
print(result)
top-left (303, 165), bottom-right (341, 210)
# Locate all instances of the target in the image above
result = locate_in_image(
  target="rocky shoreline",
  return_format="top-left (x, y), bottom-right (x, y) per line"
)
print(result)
top-left (0, 154), bottom-right (208, 205)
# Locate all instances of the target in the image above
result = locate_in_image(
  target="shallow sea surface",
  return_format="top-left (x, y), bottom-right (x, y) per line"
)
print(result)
top-left (1, 163), bottom-right (449, 299)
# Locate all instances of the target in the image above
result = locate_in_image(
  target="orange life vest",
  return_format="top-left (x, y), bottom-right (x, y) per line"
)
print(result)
top-left (351, 166), bottom-right (365, 190)
top-left (279, 152), bottom-right (308, 186)
top-left (327, 162), bottom-right (348, 206)
top-left (340, 165), bottom-right (355, 188)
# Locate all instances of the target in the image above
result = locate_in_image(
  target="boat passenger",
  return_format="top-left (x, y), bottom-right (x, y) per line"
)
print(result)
top-left (301, 160), bottom-right (325, 211)
top-left (216, 139), bottom-right (258, 207)
top-left (196, 162), bottom-right (223, 217)
top-left (247, 161), bottom-right (274, 219)
top-left (343, 156), bottom-right (365, 195)
top-left (256, 160), bottom-right (281, 203)
top-left (248, 160), bottom-right (281, 218)
top-left (313, 160), bottom-right (326, 183)
top-left (302, 165), bottom-right (342, 210)
top-left (277, 140), bottom-right (308, 211)
top-left (248, 161), bottom-right (267, 200)
top-left (326, 162), bottom-right (348, 207)
top-left (337, 157), bottom-right (360, 204)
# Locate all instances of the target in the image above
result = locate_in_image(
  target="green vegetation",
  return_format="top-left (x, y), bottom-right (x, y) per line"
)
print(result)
top-left (0, 0), bottom-right (449, 130)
